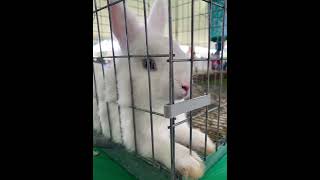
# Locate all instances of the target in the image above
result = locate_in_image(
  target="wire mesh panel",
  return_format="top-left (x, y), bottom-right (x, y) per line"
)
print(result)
top-left (93, 0), bottom-right (227, 179)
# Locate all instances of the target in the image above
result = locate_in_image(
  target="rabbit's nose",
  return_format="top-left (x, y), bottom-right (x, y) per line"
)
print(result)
top-left (181, 83), bottom-right (190, 92)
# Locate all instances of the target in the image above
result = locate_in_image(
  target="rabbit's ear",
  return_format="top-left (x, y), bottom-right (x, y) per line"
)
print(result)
top-left (110, 1), bottom-right (141, 50)
top-left (147, 0), bottom-right (167, 35)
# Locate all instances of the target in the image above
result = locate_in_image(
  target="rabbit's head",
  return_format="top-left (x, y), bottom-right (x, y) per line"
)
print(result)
top-left (110, 0), bottom-right (190, 109)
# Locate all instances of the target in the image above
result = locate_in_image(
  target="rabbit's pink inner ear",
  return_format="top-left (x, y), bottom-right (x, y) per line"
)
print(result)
top-left (147, 0), bottom-right (168, 35)
top-left (110, 2), bottom-right (141, 50)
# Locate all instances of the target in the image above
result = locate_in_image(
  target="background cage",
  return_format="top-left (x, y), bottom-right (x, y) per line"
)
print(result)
top-left (93, 0), bottom-right (227, 179)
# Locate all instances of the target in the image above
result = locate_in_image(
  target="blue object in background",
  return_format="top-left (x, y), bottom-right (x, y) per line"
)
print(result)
top-left (210, 0), bottom-right (227, 42)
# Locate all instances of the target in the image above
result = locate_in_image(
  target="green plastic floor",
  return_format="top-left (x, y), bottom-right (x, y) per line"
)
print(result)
top-left (93, 147), bottom-right (226, 180)
top-left (200, 154), bottom-right (227, 180)
top-left (93, 149), bottom-right (137, 180)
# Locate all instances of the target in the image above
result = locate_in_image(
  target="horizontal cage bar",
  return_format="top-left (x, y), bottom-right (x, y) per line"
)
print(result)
top-left (93, 0), bottom-right (123, 14)
top-left (102, 100), bottom-right (164, 117)
top-left (167, 58), bottom-right (227, 62)
top-left (167, 102), bottom-right (227, 129)
top-left (164, 95), bottom-right (211, 119)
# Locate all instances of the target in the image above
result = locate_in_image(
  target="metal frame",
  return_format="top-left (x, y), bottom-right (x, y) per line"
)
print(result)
top-left (93, 0), bottom-right (227, 179)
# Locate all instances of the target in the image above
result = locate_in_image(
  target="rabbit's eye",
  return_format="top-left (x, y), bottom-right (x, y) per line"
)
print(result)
top-left (142, 58), bottom-right (157, 71)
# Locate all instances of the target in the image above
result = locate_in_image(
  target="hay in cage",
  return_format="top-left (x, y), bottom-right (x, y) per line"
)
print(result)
top-left (190, 74), bottom-right (227, 142)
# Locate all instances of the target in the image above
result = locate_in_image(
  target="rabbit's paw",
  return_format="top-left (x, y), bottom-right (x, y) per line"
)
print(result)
top-left (206, 140), bottom-right (216, 154)
top-left (176, 150), bottom-right (205, 179)
top-left (191, 131), bottom-right (216, 155)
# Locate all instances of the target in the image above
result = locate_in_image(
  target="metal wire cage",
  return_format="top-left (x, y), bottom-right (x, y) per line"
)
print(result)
top-left (93, 0), bottom-right (227, 179)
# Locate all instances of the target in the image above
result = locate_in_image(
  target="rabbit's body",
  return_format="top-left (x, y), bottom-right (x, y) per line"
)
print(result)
top-left (93, 0), bottom-right (215, 178)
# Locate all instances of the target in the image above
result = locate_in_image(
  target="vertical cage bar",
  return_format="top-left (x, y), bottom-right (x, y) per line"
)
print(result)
top-left (93, 64), bottom-right (99, 106)
top-left (93, 62), bottom-right (113, 140)
top-left (106, 102), bottom-right (113, 140)
top-left (204, 1), bottom-right (212, 160)
top-left (106, 0), bottom-right (122, 144)
top-left (93, 64), bottom-right (102, 134)
top-left (123, 0), bottom-right (138, 153)
top-left (216, 0), bottom-right (226, 150)
top-left (93, 0), bottom-right (105, 79)
top-left (188, 0), bottom-right (195, 155)
top-left (168, 0), bottom-right (176, 179)
top-left (213, 61), bottom-right (217, 93)
top-left (174, 0), bottom-right (179, 40)
top-left (142, 0), bottom-right (155, 161)
top-left (197, 0), bottom-right (201, 47)
top-left (211, 2), bottom-right (217, 95)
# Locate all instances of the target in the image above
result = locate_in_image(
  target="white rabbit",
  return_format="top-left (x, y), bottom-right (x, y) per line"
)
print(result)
top-left (93, 0), bottom-right (215, 178)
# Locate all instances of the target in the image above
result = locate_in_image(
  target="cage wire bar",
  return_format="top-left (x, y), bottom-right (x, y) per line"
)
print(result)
top-left (188, 0), bottom-right (194, 155)
top-left (94, 0), bottom-right (115, 142)
top-left (93, 0), bottom-right (227, 179)
top-left (122, 0), bottom-right (138, 153)
top-left (213, 0), bottom-right (226, 148)
top-left (93, 0), bottom-right (106, 79)
top-left (142, 0), bottom-right (155, 161)
top-left (167, 0), bottom-right (176, 178)
top-left (105, 0), bottom-right (122, 143)
top-left (204, 0), bottom-right (211, 160)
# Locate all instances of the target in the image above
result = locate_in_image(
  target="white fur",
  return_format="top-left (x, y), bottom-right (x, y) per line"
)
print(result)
top-left (93, 0), bottom-right (215, 178)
